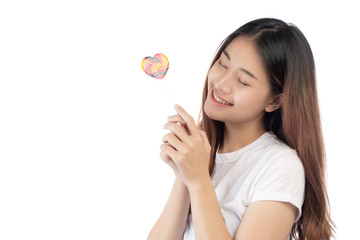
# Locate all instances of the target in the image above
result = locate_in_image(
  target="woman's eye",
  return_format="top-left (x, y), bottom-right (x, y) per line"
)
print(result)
top-left (238, 78), bottom-right (248, 86)
top-left (218, 60), bottom-right (227, 68)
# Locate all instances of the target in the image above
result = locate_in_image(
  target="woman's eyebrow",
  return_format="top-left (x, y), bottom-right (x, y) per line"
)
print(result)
top-left (223, 50), bottom-right (231, 61)
top-left (223, 50), bottom-right (258, 81)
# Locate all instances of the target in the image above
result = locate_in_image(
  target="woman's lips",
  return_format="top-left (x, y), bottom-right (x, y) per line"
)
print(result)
top-left (211, 90), bottom-right (233, 107)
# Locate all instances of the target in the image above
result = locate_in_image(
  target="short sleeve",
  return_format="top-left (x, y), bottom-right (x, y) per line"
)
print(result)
top-left (250, 148), bottom-right (305, 222)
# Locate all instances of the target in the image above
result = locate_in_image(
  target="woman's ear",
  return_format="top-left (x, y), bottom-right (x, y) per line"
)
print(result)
top-left (265, 93), bottom-right (283, 113)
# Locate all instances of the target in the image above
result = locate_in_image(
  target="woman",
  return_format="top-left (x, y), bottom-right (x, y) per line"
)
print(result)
top-left (148, 18), bottom-right (335, 240)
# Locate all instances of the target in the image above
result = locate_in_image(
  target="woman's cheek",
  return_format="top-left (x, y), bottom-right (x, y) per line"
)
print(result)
top-left (207, 66), bottom-right (221, 83)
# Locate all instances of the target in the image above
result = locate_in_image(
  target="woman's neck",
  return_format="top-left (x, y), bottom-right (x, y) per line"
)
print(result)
top-left (218, 121), bottom-right (267, 154)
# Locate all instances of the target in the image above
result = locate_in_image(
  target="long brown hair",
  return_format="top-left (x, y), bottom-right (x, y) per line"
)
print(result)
top-left (196, 18), bottom-right (335, 240)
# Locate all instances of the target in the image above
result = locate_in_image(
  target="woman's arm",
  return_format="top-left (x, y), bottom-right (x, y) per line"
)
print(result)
top-left (234, 201), bottom-right (297, 240)
top-left (161, 105), bottom-right (232, 240)
top-left (188, 177), bottom-right (232, 240)
top-left (147, 175), bottom-right (190, 240)
top-left (148, 110), bottom-right (192, 240)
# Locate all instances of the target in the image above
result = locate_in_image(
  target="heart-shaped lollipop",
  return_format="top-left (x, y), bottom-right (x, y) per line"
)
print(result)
top-left (141, 53), bottom-right (169, 79)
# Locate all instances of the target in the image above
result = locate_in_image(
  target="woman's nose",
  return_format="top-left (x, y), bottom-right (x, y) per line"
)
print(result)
top-left (213, 72), bottom-right (232, 94)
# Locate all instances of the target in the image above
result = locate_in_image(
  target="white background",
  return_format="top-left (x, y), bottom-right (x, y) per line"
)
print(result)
top-left (0, 0), bottom-right (359, 239)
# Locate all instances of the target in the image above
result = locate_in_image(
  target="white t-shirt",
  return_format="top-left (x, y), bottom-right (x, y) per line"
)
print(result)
top-left (183, 131), bottom-right (305, 240)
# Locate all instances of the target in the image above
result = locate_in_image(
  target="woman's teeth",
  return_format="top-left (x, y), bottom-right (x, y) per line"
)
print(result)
top-left (213, 92), bottom-right (232, 106)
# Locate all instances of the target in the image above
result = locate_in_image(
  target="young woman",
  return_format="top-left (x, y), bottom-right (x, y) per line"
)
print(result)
top-left (147, 18), bottom-right (335, 240)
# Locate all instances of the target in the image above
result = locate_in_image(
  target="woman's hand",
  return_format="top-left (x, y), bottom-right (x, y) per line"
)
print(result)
top-left (160, 113), bottom-right (187, 176)
top-left (161, 104), bottom-right (211, 190)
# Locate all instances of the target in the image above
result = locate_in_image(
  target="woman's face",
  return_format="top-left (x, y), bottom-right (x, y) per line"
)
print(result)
top-left (204, 36), bottom-right (276, 126)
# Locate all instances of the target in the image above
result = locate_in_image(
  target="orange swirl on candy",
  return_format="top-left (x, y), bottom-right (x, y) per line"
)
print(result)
top-left (141, 53), bottom-right (169, 79)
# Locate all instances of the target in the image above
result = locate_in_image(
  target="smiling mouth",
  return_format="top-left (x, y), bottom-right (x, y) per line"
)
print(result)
top-left (212, 90), bottom-right (233, 106)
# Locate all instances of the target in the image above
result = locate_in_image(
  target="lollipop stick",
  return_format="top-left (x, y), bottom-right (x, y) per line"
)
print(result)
top-left (161, 80), bottom-right (175, 106)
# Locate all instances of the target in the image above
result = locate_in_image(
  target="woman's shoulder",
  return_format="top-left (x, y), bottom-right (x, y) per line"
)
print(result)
top-left (259, 131), bottom-right (304, 171)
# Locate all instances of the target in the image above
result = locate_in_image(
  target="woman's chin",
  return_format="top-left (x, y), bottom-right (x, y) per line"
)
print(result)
top-left (204, 101), bottom-right (222, 122)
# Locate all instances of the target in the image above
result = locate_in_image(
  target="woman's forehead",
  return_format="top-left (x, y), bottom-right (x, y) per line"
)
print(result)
top-left (222, 37), bottom-right (267, 82)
